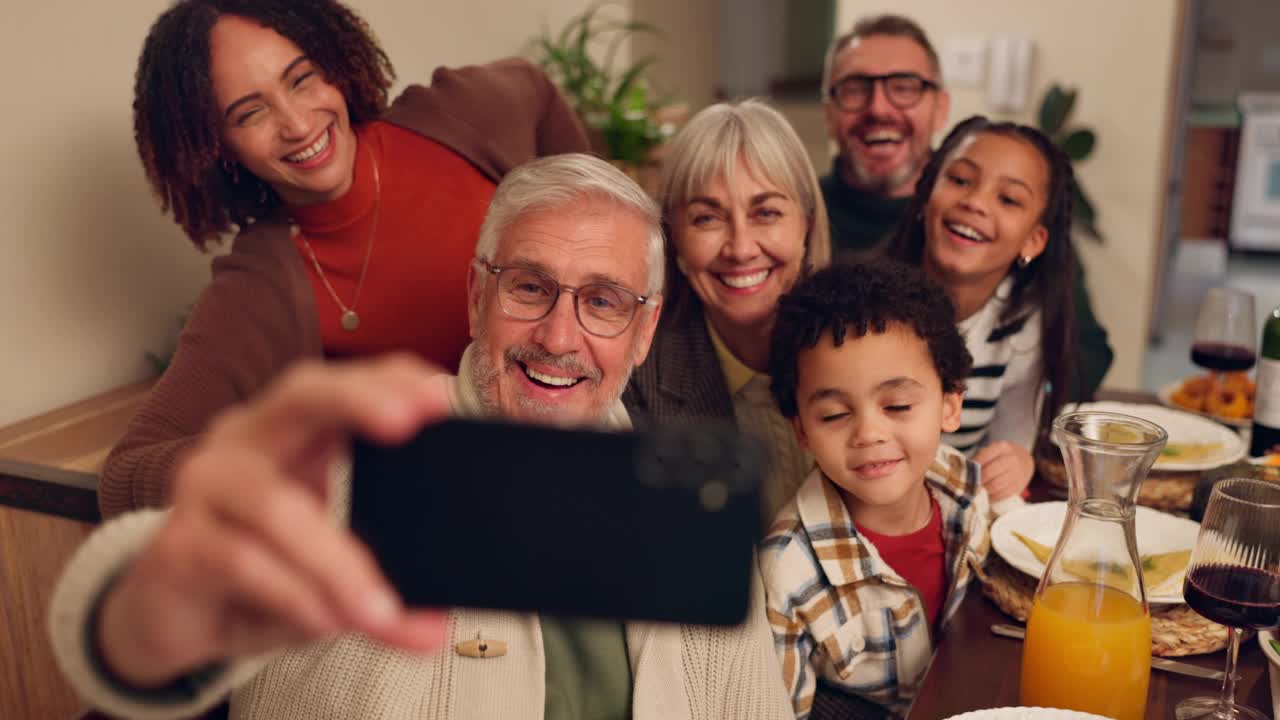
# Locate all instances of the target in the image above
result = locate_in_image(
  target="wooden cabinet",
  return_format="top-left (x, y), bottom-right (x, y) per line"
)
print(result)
top-left (0, 383), bottom-right (152, 718)
top-left (0, 382), bottom-right (151, 476)
top-left (0, 505), bottom-right (94, 719)
top-left (1181, 126), bottom-right (1241, 241)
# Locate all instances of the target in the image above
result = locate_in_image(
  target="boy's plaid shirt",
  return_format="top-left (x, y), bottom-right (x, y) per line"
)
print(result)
top-left (759, 445), bottom-right (991, 718)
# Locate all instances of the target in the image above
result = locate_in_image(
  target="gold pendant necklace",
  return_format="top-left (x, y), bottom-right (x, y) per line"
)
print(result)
top-left (294, 149), bottom-right (381, 332)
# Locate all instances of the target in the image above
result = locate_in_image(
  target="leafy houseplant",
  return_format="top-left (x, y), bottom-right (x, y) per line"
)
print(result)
top-left (1037, 84), bottom-right (1103, 242)
top-left (534, 4), bottom-right (677, 171)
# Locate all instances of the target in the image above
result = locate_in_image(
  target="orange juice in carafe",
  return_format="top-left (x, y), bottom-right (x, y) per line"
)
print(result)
top-left (1019, 411), bottom-right (1166, 720)
top-left (1021, 582), bottom-right (1151, 720)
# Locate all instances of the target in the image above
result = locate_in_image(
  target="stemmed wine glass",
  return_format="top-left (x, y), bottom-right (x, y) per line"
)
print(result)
top-left (1191, 287), bottom-right (1257, 377)
top-left (1176, 477), bottom-right (1280, 720)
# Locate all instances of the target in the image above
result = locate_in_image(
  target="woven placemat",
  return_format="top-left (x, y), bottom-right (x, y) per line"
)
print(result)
top-left (1035, 456), bottom-right (1198, 514)
top-left (977, 553), bottom-right (1230, 656)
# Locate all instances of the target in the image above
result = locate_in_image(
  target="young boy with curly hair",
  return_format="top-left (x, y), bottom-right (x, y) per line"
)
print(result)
top-left (761, 258), bottom-right (993, 718)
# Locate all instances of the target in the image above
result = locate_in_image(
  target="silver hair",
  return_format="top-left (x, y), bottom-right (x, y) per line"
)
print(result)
top-left (657, 99), bottom-right (831, 273)
top-left (473, 153), bottom-right (665, 297)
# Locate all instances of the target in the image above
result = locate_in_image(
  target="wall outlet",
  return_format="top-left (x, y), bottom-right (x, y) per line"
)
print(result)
top-left (941, 37), bottom-right (987, 88)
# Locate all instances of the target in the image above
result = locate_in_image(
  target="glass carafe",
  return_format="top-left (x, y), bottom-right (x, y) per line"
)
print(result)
top-left (1020, 411), bottom-right (1168, 720)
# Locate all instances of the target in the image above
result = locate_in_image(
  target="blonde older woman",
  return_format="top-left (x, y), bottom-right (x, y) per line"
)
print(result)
top-left (625, 99), bottom-right (831, 515)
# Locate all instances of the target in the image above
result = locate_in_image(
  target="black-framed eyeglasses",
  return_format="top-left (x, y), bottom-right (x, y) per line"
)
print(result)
top-left (480, 260), bottom-right (650, 339)
top-left (828, 72), bottom-right (939, 112)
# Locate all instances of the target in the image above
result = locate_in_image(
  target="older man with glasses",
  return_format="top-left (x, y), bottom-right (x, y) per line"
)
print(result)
top-left (818, 14), bottom-right (1114, 399)
top-left (47, 154), bottom-right (792, 720)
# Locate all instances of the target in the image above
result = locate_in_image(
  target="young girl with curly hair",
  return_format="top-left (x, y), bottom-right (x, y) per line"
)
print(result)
top-left (887, 116), bottom-right (1080, 500)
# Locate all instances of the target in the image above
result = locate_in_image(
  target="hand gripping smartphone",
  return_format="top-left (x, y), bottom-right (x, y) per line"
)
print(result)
top-left (350, 418), bottom-right (765, 626)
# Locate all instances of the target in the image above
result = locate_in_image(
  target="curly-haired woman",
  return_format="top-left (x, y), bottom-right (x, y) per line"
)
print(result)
top-left (103, 0), bottom-right (587, 517)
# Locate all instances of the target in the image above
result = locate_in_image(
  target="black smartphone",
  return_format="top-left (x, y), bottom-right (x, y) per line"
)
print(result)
top-left (350, 418), bottom-right (765, 626)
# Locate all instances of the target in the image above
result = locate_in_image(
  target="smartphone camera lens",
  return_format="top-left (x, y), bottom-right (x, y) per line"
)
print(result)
top-left (699, 481), bottom-right (729, 511)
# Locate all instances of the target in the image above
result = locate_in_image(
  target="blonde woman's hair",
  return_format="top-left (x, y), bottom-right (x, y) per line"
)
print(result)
top-left (657, 99), bottom-right (831, 304)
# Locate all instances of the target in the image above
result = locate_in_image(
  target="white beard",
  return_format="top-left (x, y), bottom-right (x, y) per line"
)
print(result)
top-left (464, 328), bottom-right (637, 427)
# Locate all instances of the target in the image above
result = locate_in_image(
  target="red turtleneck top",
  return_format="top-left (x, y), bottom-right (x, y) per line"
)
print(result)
top-left (288, 122), bottom-right (495, 371)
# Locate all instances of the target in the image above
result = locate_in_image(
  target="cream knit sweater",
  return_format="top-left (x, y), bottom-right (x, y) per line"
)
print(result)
top-left (48, 348), bottom-right (792, 720)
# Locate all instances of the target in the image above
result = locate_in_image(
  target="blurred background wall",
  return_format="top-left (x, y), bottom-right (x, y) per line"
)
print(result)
top-left (0, 0), bottom-right (605, 427)
top-left (10, 0), bottom-right (1272, 424)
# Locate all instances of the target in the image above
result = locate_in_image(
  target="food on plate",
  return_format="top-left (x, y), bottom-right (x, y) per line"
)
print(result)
top-left (1264, 453), bottom-right (1280, 467)
top-left (1221, 370), bottom-right (1256, 397)
top-left (1097, 423), bottom-right (1146, 445)
top-left (1205, 387), bottom-right (1251, 419)
top-left (1141, 549), bottom-right (1192, 590)
top-left (1012, 531), bottom-right (1132, 586)
top-left (1170, 374), bottom-right (1212, 409)
top-left (1011, 531), bottom-right (1190, 592)
top-left (1011, 531), bottom-right (1055, 564)
top-left (1169, 371), bottom-right (1255, 419)
top-left (1158, 442), bottom-right (1224, 464)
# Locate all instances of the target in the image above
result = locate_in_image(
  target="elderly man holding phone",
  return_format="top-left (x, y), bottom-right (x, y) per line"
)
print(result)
top-left (49, 154), bottom-right (791, 720)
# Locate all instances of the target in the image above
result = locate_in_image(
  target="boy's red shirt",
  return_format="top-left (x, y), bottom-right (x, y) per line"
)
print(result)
top-left (855, 497), bottom-right (947, 634)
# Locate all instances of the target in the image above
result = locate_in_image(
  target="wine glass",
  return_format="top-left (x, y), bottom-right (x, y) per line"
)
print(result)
top-left (1191, 287), bottom-right (1257, 375)
top-left (1176, 477), bottom-right (1280, 720)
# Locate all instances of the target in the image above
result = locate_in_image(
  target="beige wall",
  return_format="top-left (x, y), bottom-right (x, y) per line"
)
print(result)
top-left (353, 1), bottom-right (611, 97)
top-left (4, 0), bottom-right (1177, 427)
top-left (834, 0), bottom-right (1184, 389)
top-left (633, 0), bottom-right (719, 112)
top-left (0, 0), bottom-right (205, 429)
top-left (0, 0), bottom-right (609, 428)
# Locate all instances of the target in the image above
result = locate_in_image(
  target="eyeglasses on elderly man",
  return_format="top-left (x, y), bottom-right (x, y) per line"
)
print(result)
top-left (478, 259), bottom-right (652, 339)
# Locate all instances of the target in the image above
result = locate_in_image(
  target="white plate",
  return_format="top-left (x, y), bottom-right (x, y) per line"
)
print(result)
top-left (943, 708), bottom-right (1110, 720)
top-left (1156, 381), bottom-right (1252, 429)
top-left (990, 501), bottom-right (1201, 605)
top-left (1261, 629), bottom-right (1280, 668)
top-left (1260, 630), bottom-right (1280, 720)
top-left (1061, 401), bottom-right (1246, 471)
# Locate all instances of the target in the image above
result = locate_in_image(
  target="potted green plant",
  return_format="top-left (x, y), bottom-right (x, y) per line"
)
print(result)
top-left (533, 3), bottom-right (683, 190)
top-left (1037, 84), bottom-right (1103, 242)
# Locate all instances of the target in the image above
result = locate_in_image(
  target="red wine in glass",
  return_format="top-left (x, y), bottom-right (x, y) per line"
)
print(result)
top-left (1189, 342), bottom-right (1257, 373)
top-left (1184, 565), bottom-right (1280, 629)
top-left (1177, 479), bottom-right (1280, 720)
